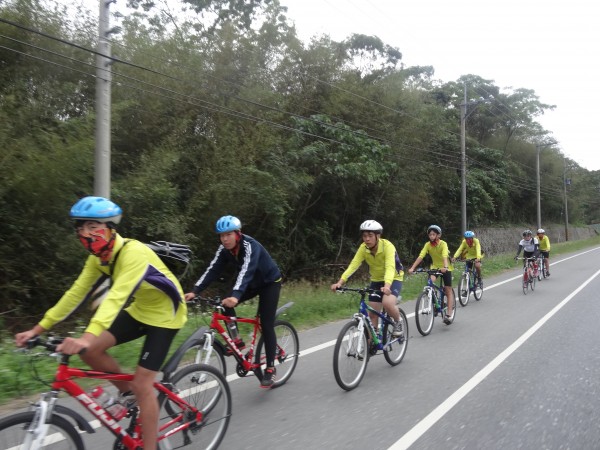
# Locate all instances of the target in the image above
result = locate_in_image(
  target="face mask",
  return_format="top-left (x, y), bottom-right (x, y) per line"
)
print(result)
top-left (78, 227), bottom-right (115, 261)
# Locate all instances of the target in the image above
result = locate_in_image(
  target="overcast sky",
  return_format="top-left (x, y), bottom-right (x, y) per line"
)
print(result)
top-left (280, 0), bottom-right (600, 171)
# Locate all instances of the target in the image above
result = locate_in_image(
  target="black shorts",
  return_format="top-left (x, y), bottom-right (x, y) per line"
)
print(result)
top-left (540, 251), bottom-right (550, 258)
top-left (368, 280), bottom-right (403, 302)
top-left (108, 311), bottom-right (179, 371)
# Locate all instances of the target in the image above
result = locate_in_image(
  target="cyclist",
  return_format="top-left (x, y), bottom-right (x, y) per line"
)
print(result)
top-left (537, 228), bottom-right (551, 276)
top-left (515, 229), bottom-right (540, 270)
top-left (330, 220), bottom-right (404, 337)
top-left (14, 196), bottom-right (187, 450)
top-left (408, 225), bottom-right (455, 325)
top-left (451, 230), bottom-right (483, 286)
top-left (184, 215), bottom-right (282, 388)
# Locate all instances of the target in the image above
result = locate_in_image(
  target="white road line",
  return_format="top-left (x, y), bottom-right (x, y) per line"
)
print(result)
top-left (387, 266), bottom-right (600, 450)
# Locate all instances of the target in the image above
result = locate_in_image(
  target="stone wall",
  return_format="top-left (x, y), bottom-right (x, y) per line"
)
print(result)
top-left (472, 225), bottom-right (598, 256)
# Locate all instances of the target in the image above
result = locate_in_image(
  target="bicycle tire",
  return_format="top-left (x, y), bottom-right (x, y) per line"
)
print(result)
top-left (531, 273), bottom-right (536, 291)
top-left (415, 291), bottom-right (434, 336)
top-left (383, 309), bottom-right (408, 366)
top-left (457, 273), bottom-right (470, 307)
top-left (0, 410), bottom-right (84, 450)
top-left (255, 319), bottom-right (299, 388)
top-left (176, 335), bottom-right (227, 377)
top-left (159, 363), bottom-right (231, 450)
top-left (473, 275), bottom-right (483, 301)
top-left (333, 319), bottom-right (369, 390)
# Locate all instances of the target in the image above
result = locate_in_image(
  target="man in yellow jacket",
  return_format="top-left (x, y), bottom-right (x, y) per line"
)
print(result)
top-left (452, 230), bottom-right (483, 285)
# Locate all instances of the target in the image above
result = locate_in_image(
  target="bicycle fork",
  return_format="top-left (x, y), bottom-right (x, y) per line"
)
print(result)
top-left (25, 393), bottom-right (56, 449)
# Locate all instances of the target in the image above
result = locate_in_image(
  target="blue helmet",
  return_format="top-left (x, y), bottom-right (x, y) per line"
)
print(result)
top-left (70, 196), bottom-right (122, 224)
top-left (215, 215), bottom-right (242, 233)
top-left (464, 230), bottom-right (475, 238)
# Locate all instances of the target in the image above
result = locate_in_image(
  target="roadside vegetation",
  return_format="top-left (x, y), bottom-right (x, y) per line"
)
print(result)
top-left (1, 235), bottom-right (598, 406)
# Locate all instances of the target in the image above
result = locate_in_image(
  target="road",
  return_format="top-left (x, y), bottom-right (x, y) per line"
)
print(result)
top-left (3, 247), bottom-right (600, 449)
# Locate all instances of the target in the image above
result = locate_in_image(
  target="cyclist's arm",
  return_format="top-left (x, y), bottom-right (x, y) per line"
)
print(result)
top-left (338, 246), bottom-right (366, 284)
top-left (192, 246), bottom-right (227, 294)
top-left (515, 244), bottom-right (523, 258)
top-left (453, 240), bottom-right (465, 260)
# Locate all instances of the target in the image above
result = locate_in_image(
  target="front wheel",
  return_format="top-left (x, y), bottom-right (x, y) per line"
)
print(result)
top-left (159, 364), bottom-right (231, 450)
top-left (0, 411), bottom-right (85, 450)
top-left (383, 309), bottom-right (408, 366)
top-left (255, 319), bottom-right (299, 388)
top-left (177, 335), bottom-right (227, 377)
top-left (473, 276), bottom-right (483, 301)
top-left (457, 273), bottom-right (470, 307)
top-left (415, 291), bottom-right (434, 336)
top-left (333, 319), bottom-right (369, 390)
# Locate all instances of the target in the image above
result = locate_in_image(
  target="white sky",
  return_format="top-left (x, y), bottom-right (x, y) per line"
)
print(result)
top-left (280, 0), bottom-right (600, 171)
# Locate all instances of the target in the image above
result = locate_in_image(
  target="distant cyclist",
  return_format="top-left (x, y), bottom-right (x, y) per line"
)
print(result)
top-left (408, 225), bottom-right (455, 325)
top-left (451, 230), bottom-right (482, 286)
top-left (331, 220), bottom-right (404, 337)
top-left (537, 228), bottom-right (551, 276)
top-left (515, 229), bottom-right (540, 266)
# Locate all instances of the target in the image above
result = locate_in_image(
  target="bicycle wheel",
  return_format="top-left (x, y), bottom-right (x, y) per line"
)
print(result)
top-left (522, 270), bottom-right (528, 295)
top-left (383, 309), bottom-right (408, 366)
top-left (177, 335), bottom-right (227, 376)
top-left (530, 272), bottom-right (536, 291)
top-left (415, 291), bottom-right (434, 336)
top-left (444, 289), bottom-right (457, 324)
top-left (0, 411), bottom-right (84, 450)
top-left (457, 273), bottom-right (470, 307)
top-left (159, 364), bottom-right (231, 450)
top-left (473, 275), bottom-right (483, 301)
top-left (333, 319), bottom-right (369, 390)
top-left (255, 319), bottom-right (299, 388)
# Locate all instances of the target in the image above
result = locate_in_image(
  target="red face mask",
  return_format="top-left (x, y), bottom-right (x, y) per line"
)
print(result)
top-left (466, 238), bottom-right (474, 246)
top-left (77, 226), bottom-right (115, 262)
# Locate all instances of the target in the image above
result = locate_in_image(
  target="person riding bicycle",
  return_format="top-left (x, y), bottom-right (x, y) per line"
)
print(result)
top-left (14, 196), bottom-right (187, 450)
top-left (407, 225), bottom-right (455, 325)
top-left (184, 215), bottom-right (281, 388)
top-left (451, 230), bottom-right (483, 286)
top-left (536, 228), bottom-right (551, 276)
top-left (330, 220), bottom-right (404, 338)
top-left (515, 229), bottom-right (540, 269)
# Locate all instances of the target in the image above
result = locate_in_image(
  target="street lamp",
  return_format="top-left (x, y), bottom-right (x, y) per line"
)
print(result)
top-left (535, 140), bottom-right (556, 230)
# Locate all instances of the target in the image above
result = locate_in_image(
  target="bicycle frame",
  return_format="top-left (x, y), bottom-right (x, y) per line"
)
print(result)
top-left (28, 349), bottom-right (201, 449)
top-left (354, 293), bottom-right (397, 350)
top-left (209, 310), bottom-right (262, 370)
top-left (424, 275), bottom-right (446, 312)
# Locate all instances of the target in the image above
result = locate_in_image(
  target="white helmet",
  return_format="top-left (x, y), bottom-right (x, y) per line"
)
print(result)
top-left (537, 228), bottom-right (545, 234)
top-left (359, 220), bottom-right (383, 234)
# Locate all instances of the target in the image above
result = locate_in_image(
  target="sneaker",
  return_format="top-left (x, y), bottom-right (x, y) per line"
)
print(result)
top-left (225, 338), bottom-right (245, 356)
top-left (392, 321), bottom-right (403, 337)
top-left (260, 367), bottom-right (276, 388)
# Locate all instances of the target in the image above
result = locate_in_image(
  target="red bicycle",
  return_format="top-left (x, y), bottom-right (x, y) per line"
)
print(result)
top-left (0, 336), bottom-right (231, 450)
top-left (175, 296), bottom-right (299, 388)
top-left (518, 257), bottom-right (539, 295)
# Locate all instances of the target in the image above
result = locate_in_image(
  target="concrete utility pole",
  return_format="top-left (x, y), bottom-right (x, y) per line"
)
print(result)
top-left (564, 158), bottom-right (570, 241)
top-left (94, 0), bottom-right (113, 198)
top-left (535, 141), bottom-right (557, 230)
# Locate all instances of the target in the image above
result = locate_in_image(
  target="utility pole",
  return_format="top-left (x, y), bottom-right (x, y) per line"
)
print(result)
top-left (564, 158), bottom-right (570, 241)
top-left (94, 0), bottom-right (113, 198)
top-left (535, 141), bottom-right (557, 231)
top-left (460, 84), bottom-right (467, 235)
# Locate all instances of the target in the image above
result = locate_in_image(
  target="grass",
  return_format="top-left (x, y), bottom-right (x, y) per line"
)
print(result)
top-left (2, 234), bottom-right (599, 406)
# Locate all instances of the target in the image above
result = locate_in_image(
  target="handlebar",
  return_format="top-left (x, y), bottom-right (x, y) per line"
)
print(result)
top-left (413, 268), bottom-right (444, 277)
top-left (22, 336), bottom-right (64, 353)
top-left (335, 286), bottom-right (381, 298)
top-left (516, 257), bottom-right (538, 261)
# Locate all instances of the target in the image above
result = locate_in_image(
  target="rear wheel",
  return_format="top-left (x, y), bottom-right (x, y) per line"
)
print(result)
top-left (159, 364), bottom-right (231, 450)
top-left (0, 411), bottom-right (84, 450)
top-left (415, 291), bottom-right (434, 336)
top-left (333, 319), bottom-right (369, 390)
top-left (457, 273), bottom-right (470, 306)
top-left (383, 309), bottom-right (408, 366)
top-left (255, 320), bottom-right (299, 388)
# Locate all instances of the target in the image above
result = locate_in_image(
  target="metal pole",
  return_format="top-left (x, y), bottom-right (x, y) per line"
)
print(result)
top-left (536, 145), bottom-right (541, 230)
top-left (94, 0), bottom-right (112, 198)
top-left (460, 83), bottom-right (467, 234)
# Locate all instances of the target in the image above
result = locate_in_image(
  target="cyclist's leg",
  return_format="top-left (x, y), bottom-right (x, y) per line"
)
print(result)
top-left (475, 260), bottom-right (482, 279)
top-left (381, 280), bottom-right (402, 322)
top-left (132, 325), bottom-right (178, 450)
top-left (442, 271), bottom-right (454, 317)
top-left (254, 282), bottom-right (281, 368)
top-left (367, 281), bottom-right (385, 328)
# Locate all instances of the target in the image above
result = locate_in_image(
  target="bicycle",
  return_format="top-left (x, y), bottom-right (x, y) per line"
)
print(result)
top-left (414, 268), bottom-right (457, 336)
top-left (456, 259), bottom-right (483, 306)
top-left (0, 336), bottom-right (231, 450)
top-left (537, 254), bottom-right (550, 280)
top-left (332, 287), bottom-right (408, 391)
top-left (173, 296), bottom-right (299, 389)
top-left (517, 256), bottom-right (538, 294)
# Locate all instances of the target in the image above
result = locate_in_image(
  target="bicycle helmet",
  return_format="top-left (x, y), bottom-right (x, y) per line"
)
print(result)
top-left (215, 215), bottom-right (242, 233)
top-left (464, 230), bottom-right (475, 238)
top-left (427, 225), bottom-right (442, 235)
top-left (522, 229), bottom-right (532, 237)
top-left (537, 228), bottom-right (545, 234)
top-left (359, 220), bottom-right (383, 234)
top-left (70, 196), bottom-right (122, 225)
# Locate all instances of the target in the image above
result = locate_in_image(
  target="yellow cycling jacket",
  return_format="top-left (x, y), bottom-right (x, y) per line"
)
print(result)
top-left (418, 240), bottom-right (453, 270)
top-left (341, 238), bottom-right (404, 285)
top-left (39, 235), bottom-right (187, 336)
top-left (453, 238), bottom-right (482, 260)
